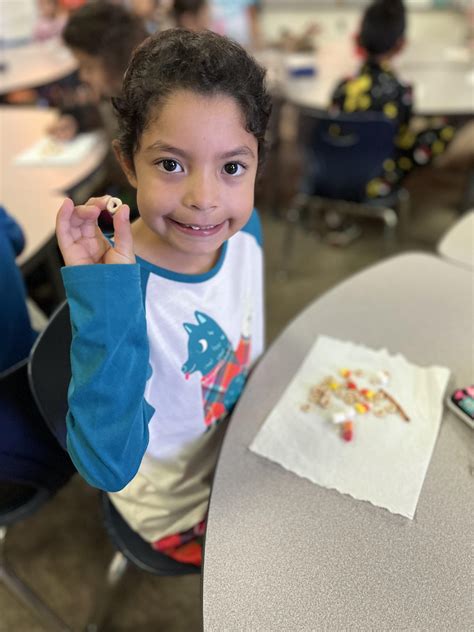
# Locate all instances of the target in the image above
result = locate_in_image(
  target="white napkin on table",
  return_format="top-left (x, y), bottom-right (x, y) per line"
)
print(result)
top-left (250, 335), bottom-right (450, 519)
top-left (14, 132), bottom-right (101, 166)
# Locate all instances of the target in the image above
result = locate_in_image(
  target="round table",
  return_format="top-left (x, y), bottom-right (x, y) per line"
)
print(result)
top-left (262, 38), bottom-right (474, 116)
top-left (203, 252), bottom-right (473, 631)
top-left (0, 106), bottom-right (107, 265)
top-left (0, 38), bottom-right (76, 95)
top-left (437, 210), bottom-right (474, 270)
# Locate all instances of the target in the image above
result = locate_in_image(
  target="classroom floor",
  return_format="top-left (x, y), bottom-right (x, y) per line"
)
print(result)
top-left (1, 143), bottom-right (470, 631)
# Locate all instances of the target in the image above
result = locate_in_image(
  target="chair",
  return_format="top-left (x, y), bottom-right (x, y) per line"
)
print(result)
top-left (29, 302), bottom-right (200, 632)
top-left (0, 359), bottom-right (74, 632)
top-left (282, 109), bottom-right (410, 272)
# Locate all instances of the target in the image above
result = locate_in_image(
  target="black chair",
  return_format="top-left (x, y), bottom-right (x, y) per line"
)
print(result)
top-left (29, 302), bottom-right (200, 632)
top-left (0, 359), bottom-right (74, 632)
top-left (282, 109), bottom-right (410, 272)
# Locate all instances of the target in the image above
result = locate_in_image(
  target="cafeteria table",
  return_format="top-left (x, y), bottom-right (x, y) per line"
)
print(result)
top-left (0, 38), bottom-right (76, 95)
top-left (203, 252), bottom-right (473, 631)
top-left (437, 210), bottom-right (474, 271)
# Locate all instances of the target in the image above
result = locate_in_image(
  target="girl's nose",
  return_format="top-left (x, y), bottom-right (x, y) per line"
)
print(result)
top-left (183, 171), bottom-right (218, 211)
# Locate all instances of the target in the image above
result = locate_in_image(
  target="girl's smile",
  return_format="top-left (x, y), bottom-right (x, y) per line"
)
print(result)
top-left (118, 89), bottom-right (259, 275)
top-left (166, 218), bottom-right (227, 238)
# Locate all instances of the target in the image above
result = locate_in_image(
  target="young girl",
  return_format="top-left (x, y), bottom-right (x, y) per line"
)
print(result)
top-left (55, 28), bottom-right (271, 566)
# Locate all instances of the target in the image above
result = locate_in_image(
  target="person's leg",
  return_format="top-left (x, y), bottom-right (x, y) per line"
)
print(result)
top-left (151, 518), bottom-right (207, 567)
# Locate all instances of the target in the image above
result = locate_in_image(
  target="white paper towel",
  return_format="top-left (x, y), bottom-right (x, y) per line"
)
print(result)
top-left (250, 336), bottom-right (450, 519)
top-left (14, 132), bottom-right (101, 166)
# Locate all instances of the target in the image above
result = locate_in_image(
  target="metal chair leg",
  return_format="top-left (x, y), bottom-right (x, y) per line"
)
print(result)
top-left (84, 551), bottom-right (129, 632)
top-left (380, 208), bottom-right (398, 253)
top-left (280, 193), bottom-right (309, 276)
top-left (396, 188), bottom-right (411, 242)
top-left (0, 526), bottom-right (72, 632)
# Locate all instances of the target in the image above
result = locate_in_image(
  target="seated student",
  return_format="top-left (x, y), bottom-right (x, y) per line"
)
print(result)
top-left (49, 2), bottom-right (148, 227)
top-left (128, 0), bottom-right (162, 35)
top-left (210, 0), bottom-right (262, 50)
top-left (0, 207), bottom-right (38, 374)
top-left (55, 28), bottom-right (271, 567)
top-left (330, 0), bottom-right (455, 201)
top-left (0, 207), bottom-right (75, 496)
top-left (32, 0), bottom-right (67, 41)
top-left (172, 0), bottom-right (210, 31)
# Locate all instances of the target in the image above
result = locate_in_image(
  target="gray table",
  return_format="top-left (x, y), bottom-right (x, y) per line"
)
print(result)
top-left (203, 253), bottom-right (474, 631)
top-left (261, 36), bottom-right (474, 117)
top-left (0, 38), bottom-right (76, 95)
top-left (438, 211), bottom-right (474, 271)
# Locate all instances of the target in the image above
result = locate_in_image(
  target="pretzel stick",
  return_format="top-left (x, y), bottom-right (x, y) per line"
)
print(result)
top-left (380, 389), bottom-right (410, 422)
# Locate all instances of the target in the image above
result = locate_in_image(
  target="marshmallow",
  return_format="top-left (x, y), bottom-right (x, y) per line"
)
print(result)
top-left (106, 197), bottom-right (123, 215)
top-left (332, 408), bottom-right (356, 424)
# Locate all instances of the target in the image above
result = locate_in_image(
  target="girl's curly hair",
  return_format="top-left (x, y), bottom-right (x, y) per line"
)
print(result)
top-left (112, 28), bottom-right (272, 168)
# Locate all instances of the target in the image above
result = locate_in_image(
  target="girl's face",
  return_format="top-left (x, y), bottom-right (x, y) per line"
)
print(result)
top-left (120, 90), bottom-right (259, 274)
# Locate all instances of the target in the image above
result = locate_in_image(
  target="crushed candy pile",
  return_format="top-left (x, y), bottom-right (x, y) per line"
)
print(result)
top-left (300, 368), bottom-right (410, 442)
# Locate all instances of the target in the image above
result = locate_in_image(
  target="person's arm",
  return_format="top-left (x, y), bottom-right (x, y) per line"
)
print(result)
top-left (247, 3), bottom-right (263, 50)
top-left (0, 205), bottom-right (25, 257)
top-left (56, 196), bottom-right (153, 491)
top-left (329, 79), bottom-right (347, 112)
top-left (0, 207), bottom-right (36, 372)
top-left (48, 103), bottom-right (103, 141)
top-left (62, 263), bottom-right (154, 492)
top-left (398, 82), bottom-right (413, 128)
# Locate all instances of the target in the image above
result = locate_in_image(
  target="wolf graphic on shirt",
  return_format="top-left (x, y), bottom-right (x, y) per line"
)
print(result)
top-left (181, 308), bottom-right (251, 426)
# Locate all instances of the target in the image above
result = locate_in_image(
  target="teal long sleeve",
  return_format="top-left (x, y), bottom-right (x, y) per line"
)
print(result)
top-left (62, 264), bottom-right (155, 492)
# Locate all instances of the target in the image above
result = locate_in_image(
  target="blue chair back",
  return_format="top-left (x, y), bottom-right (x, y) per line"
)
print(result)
top-left (298, 110), bottom-right (397, 202)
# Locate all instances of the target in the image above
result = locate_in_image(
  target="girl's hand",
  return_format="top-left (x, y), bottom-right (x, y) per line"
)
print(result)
top-left (47, 115), bottom-right (79, 141)
top-left (56, 196), bottom-right (136, 267)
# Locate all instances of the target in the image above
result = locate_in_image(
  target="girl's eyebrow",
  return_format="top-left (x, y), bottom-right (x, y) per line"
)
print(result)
top-left (145, 141), bottom-right (255, 160)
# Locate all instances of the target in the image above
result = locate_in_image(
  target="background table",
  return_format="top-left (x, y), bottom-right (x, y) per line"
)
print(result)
top-left (266, 37), bottom-right (474, 116)
top-left (258, 5), bottom-right (473, 116)
top-left (0, 106), bottom-right (107, 265)
top-left (0, 38), bottom-right (76, 95)
top-left (437, 210), bottom-right (474, 270)
top-left (203, 252), bottom-right (473, 631)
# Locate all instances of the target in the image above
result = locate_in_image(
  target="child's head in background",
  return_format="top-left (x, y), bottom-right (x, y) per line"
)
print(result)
top-left (357, 0), bottom-right (406, 60)
top-left (112, 28), bottom-right (272, 274)
top-left (62, 2), bottom-right (148, 99)
top-left (172, 0), bottom-right (210, 31)
top-left (37, 0), bottom-right (62, 19)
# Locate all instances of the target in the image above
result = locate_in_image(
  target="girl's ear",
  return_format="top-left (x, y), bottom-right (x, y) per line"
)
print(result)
top-left (112, 139), bottom-right (138, 188)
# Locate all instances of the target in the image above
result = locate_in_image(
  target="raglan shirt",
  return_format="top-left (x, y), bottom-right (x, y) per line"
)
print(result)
top-left (61, 210), bottom-right (264, 542)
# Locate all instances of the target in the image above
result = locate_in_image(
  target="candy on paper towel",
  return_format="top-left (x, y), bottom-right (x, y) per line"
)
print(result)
top-left (342, 421), bottom-right (353, 442)
top-left (332, 408), bottom-right (356, 425)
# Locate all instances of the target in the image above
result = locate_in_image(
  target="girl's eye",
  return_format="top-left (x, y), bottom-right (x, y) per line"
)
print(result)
top-left (223, 162), bottom-right (245, 176)
top-left (157, 159), bottom-right (183, 173)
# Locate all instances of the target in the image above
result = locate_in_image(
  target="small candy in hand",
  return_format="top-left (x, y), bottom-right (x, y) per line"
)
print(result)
top-left (106, 197), bottom-right (123, 215)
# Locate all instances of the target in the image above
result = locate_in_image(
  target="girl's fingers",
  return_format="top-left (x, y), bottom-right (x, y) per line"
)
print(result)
top-left (110, 205), bottom-right (136, 264)
top-left (72, 203), bottom-right (102, 225)
top-left (86, 195), bottom-right (114, 210)
top-left (56, 197), bottom-right (76, 249)
top-left (56, 196), bottom-right (135, 266)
